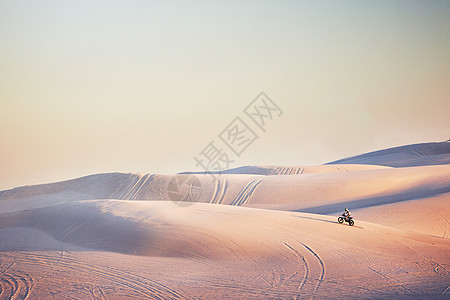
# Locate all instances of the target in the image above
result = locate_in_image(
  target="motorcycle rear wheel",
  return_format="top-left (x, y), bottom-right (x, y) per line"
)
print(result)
top-left (338, 217), bottom-right (344, 224)
top-left (349, 219), bottom-right (354, 226)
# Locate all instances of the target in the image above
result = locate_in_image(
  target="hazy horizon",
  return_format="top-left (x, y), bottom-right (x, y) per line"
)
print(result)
top-left (1, 0), bottom-right (450, 190)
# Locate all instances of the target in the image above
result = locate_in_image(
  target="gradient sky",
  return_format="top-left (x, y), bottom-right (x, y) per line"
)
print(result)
top-left (1, 0), bottom-right (449, 190)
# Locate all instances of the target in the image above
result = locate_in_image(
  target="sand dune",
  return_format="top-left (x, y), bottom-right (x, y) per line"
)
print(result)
top-left (2, 165), bottom-right (449, 215)
top-left (1, 200), bottom-right (449, 299)
top-left (1, 141), bottom-right (450, 299)
top-left (328, 140), bottom-right (450, 167)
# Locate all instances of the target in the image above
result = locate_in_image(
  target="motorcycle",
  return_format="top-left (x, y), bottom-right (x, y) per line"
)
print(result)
top-left (338, 214), bottom-right (354, 226)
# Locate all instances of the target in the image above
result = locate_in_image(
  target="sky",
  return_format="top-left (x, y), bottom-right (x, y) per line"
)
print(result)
top-left (1, 0), bottom-right (449, 190)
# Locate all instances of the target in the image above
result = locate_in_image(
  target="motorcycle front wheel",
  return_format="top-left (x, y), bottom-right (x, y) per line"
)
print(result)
top-left (349, 219), bottom-right (354, 226)
top-left (338, 217), bottom-right (344, 224)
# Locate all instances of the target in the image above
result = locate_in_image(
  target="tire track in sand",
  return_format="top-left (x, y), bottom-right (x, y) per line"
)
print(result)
top-left (123, 174), bottom-right (153, 200)
top-left (231, 179), bottom-right (263, 206)
top-left (4, 251), bottom-right (190, 300)
top-left (281, 241), bottom-right (325, 299)
top-left (210, 178), bottom-right (228, 205)
top-left (128, 174), bottom-right (154, 200)
top-left (300, 242), bottom-right (325, 296)
top-left (0, 271), bottom-right (33, 300)
top-left (281, 241), bottom-right (309, 294)
top-left (116, 175), bottom-right (141, 200)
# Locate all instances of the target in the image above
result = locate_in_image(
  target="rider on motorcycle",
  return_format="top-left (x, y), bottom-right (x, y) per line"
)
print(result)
top-left (343, 208), bottom-right (351, 221)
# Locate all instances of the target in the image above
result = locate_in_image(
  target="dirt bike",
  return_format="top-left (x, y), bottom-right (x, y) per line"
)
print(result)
top-left (338, 214), bottom-right (354, 226)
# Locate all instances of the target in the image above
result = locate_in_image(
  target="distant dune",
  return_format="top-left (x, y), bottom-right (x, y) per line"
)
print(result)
top-left (327, 140), bottom-right (450, 167)
top-left (1, 141), bottom-right (449, 299)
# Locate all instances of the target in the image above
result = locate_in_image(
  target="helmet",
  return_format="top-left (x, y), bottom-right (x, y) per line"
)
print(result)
top-left (345, 208), bottom-right (348, 211)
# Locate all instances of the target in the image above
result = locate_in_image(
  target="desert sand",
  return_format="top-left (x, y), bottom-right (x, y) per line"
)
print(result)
top-left (1, 141), bottom-right (449, 299)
